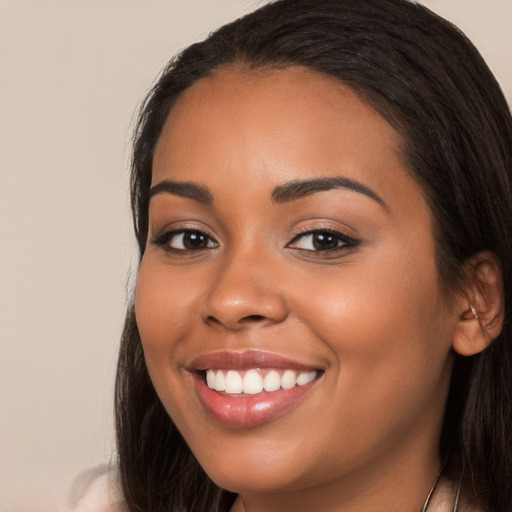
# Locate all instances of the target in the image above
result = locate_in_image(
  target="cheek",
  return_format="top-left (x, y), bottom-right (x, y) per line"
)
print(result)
top-left (281, 261), bottom-right (455, 470)
top-left (135, 258), bottom-right (200, 370)
top-left (134, 257), bottom-right (205, 431)
top-left (290, 248), bottom-right (454, 397)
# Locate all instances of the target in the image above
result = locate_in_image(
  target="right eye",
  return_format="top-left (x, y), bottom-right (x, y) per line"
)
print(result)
top-left (152, 229), bottom-right (219, 251)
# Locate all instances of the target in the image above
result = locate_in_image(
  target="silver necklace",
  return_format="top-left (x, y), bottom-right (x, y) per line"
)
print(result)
top-left (420, 459), bottom-right (462, 512)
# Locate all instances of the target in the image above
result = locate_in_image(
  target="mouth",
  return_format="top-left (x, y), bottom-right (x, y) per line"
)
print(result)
top-left (188, 351), bottom-right (323, 427)
top-left (204, 368), bottom-right (318, 395)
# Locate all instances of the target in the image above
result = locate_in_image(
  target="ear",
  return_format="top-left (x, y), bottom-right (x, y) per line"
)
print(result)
top-left (452, 251), bottom-right (505, 357)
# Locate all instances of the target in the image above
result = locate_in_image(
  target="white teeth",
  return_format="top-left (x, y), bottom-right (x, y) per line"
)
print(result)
top-left (225, 370), bottom-right (243, 394)
top-left (297, 371), bottom-right (317, 386)
top-left (281, 370), bottom-right (297, 390)
top-left (263, 370), bottom-right (281, 392)
top-left (242, 370), bottom-right (264, 395)
top-left (206, 370), bottom-right (216, 389)
top-left (214, 370), bottom-right (225, 392)
top-left (205, 369), bottom-right (318, 394)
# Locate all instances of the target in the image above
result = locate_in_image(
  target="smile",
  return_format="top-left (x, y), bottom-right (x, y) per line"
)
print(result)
top-left (205, 368), bottom-right (318, 395)
top-left (189, 351), bottom-right (323, 427)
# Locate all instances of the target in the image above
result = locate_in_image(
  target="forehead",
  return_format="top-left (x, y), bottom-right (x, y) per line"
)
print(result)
top-left (152, 66), bottom-right (423, 216)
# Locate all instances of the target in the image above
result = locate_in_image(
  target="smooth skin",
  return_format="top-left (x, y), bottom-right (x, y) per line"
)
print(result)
top-left (136, 67), bottom-right (500, 511)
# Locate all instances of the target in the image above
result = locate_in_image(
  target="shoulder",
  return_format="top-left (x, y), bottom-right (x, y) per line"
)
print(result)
top-left (64, 465), bottom-right (124, 512)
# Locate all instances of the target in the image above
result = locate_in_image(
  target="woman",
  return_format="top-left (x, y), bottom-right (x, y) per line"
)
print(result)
top-left (114, 0), bottom-right (512, 510)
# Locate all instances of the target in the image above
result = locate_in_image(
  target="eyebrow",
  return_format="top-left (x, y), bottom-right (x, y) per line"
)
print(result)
top-left (149, 175), bottom-right (386, 209)
top-left (149, 180), bottom-right (213, 205)
top-left (271, 176), bottom-right (387, 208)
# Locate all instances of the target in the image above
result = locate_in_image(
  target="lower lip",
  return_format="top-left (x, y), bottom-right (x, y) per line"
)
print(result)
top-left (193, 374), bottom-right (318, 427)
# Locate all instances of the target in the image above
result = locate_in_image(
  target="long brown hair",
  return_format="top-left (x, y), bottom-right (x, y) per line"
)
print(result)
top-left (115, 1), bottom-right (512, 510)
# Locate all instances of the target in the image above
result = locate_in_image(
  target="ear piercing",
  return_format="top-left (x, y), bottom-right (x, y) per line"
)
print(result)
top-left (463, 291), bottom-right (479, 320)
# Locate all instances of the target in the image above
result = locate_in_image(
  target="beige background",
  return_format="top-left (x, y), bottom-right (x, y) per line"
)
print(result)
top-left (1, 1), bottom-right (511, 510)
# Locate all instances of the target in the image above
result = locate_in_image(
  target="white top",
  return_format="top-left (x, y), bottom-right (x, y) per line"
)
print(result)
top-left (64, 465), bottom-right (124, 512)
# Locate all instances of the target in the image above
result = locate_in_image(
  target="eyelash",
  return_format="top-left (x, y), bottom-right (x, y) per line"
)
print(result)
top-left (287, 228), bottom-right (359, 254)
top-left (151, 227), bottom-right (359, 256)
top-left (151, 229), bottom-right (219, 252)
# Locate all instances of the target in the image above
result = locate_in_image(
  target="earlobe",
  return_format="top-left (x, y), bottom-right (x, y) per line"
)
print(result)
top-left (452, 251), bottom-right (505, 357)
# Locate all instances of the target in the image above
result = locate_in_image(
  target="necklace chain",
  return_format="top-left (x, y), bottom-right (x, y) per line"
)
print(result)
top-left (421, 458), bottom-right (462, 512)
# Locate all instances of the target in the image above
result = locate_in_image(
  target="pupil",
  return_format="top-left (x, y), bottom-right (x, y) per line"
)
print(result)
top-left (313, 232), bottom-right (338, 250)
top-left (184, 231), bottom-right (207, 249)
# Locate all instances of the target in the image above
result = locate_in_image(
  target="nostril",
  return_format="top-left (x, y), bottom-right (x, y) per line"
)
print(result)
top-left (206, 316), bottom-right (222, 325)
top-left (240, 315), bottom-right (267, 323)
top-left (205, 314), bottom-right (267, 327)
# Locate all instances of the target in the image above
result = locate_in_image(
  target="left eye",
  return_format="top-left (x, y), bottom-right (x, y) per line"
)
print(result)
top-left (153, 230), bottom-right (219, 251)
top-left (288, 230), bottom-right (356, 252)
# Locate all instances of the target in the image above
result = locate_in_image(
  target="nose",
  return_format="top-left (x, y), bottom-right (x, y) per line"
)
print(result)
top-left (202, 250), bottom-right (288, 330)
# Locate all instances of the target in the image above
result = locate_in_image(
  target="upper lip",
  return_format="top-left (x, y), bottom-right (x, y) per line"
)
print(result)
top-left (187, 350), bottom-right (321, 372)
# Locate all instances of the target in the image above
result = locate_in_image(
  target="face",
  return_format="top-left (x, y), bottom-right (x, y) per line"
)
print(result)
top-left (136, 67), bottom-right (458, 501)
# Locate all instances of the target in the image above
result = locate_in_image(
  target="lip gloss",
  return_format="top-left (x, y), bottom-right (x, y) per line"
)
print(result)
top-left (193, 373), bottom-right (318, 427)
top-left (188, 351), bottom-right (321, 427)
